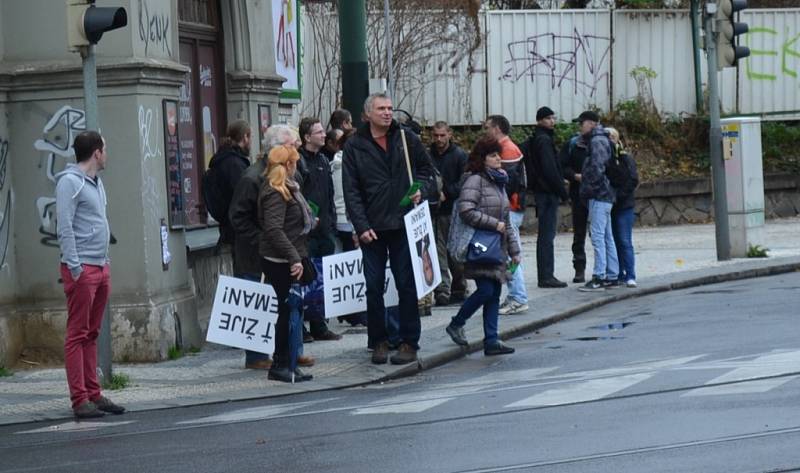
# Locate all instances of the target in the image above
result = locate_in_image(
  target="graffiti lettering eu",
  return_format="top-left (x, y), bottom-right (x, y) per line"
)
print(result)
top-left (499, 30), bottom-right (612, 97)
top-left (0, 138), bottom-right (10, 269)
top-left (745, 27), bottom-right (800, 81)
top-left (138, 0), bottom-right (171, 57)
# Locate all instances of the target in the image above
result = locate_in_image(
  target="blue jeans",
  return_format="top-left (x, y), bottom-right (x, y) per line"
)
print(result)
top-left (361, 229), bottom-right (420, 349)
top-left (588, 199), bottom-right (619, 280)
top-left (451, 278), bottom-right (501, 344)
top-left (612, 206), bottom-right (636, 282)
top-left (238, 272), bottom-right (272, 364)
top-left (506, 211), bottom-right (528, 304)
top-left (534, 192), bottom-right (559, 281)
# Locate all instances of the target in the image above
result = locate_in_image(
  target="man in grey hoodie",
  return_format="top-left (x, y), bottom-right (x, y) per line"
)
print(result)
top-left (55, 130), bottom-right (125, 419)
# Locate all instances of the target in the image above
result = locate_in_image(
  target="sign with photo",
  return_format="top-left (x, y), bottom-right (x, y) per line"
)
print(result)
top-left (322, 249), bottom-right (399, 318)
top-left (403, 201), bottom-right (441, 298)
top-left (206, 275), bottom-right (279, 355)
top-left (272, 0), bottom-right (301, 99)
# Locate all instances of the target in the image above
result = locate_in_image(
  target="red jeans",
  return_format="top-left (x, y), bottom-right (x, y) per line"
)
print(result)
top-left (60, 263), bottom-right (111, 409)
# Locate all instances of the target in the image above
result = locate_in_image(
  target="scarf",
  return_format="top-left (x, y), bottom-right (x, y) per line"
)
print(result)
top-left (287, 179), bottom-right (313, 235)
top-left (485, 167), bottom-right (509, 190)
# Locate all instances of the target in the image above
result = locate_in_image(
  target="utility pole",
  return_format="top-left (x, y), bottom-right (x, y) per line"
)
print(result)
top-left (383, 0), bottom-right (394, 100)
top-left (338, 1), bottom-right (369, 127)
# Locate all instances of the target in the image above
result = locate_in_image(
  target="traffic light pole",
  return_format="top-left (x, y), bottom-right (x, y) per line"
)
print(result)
top-left (80, 43), bottom-right (113, 382)
top-left (338, 2), bottom-right (369, 127)
top-left (704, 5), bottom-right (732, 261)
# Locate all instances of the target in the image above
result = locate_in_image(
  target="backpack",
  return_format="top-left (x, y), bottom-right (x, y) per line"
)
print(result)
top-left (202, 158), bottom-right (230, 224)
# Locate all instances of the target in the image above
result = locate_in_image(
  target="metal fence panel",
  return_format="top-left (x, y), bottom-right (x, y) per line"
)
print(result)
top-left (486, 10), bottom-right (612, 124)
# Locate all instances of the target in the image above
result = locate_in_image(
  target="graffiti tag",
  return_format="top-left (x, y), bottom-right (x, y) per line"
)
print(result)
top-left (138, 0), bottom-right (172, 57)
top-left (745, 27), bottom-right (800, 81)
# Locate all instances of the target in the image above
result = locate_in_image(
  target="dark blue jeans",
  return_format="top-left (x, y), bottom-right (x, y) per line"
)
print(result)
top-left (361, 229), bottom-right (420, 349)
top-left (535, 192), bottom-right (560, 281)
top-left (612, 206), bottom-right (636, 282)
top-left (450, 277), bottom-right (501, 344)
top-left (236, 272), bottom-right (272, 365)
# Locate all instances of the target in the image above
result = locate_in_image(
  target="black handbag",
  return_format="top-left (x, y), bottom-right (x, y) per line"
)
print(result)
top-left (300, 257), bottom-right (318, 285)
top-left (466, 229), bottom-right (504, 265)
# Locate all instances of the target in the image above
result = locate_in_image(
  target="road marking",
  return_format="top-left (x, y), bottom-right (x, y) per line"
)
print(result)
top-left (353, 398), bottom-right (451, 415)
top-left (683, 350), bottom-right (800, 397)
top-left (505, 373), bottom-right (654, 408)
top-left (16, 420), bottom-right (136, 435)
top-left (177, 399), bottom-right (331, 425)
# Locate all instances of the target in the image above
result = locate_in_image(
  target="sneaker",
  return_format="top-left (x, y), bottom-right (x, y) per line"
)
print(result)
top-left (626, 279), bottom-right (637, 288)
top-left (484, 341), bottom-right (515, 356)
top-left (578, 276), bottom-right (605, 292)
top-left (499, 300), bottom-right (529, 315)
top-left (573, 271), bottom-right (586, 284)
top-left (268, 366), bottom-right (311, 383)
top-left (311, 330), bottom-right (342, 341)
top-left (293, 367), bottom-right (313, 382)
top-left (538, 278), bottom-right (568, 288)
top-left (245, 359), bottom-right (273, 370)
top-left (297, 355), bottom-right (315, 367)
top-left (602, 279), bottom-right (622, 289)
top-left (92, 395), bottom-right (125, 415)
top-left (371, 341), bottom-right (390, 364)
top-left (445, 324), bottom-right (468, 346)
top-left (390, 343), bottom-right (418, 365)
top-left (73, 401), bottom-right (105, 419)
top-left (303, 327), bottom-right (314, 343)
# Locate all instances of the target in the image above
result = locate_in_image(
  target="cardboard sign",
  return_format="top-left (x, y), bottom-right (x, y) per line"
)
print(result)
top-left (206, 275), bottom-right (279, 355)
top-left (322, 249), bottom-right (399, 318)
top-left (404, 200), bottom-right (442, 297)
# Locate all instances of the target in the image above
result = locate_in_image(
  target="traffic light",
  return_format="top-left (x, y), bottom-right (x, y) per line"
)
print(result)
top-left (715, 0), bottom-right (750, 69)
top-left (67, 0), bottom-right (127, 51)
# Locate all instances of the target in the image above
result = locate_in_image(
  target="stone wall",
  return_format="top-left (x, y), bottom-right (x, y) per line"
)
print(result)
top-left (521, 173), bottom-right (800, 233)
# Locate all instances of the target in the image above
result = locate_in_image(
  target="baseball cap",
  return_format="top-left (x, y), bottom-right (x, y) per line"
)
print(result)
top-left (572, 110), bottom-right (600, 123)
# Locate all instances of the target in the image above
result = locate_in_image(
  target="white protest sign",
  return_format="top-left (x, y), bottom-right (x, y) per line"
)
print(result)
top-left (404, 200), bottom-right (441, 298)
top-left (322, 249), bottom-right (399, 318)
top-left (206, 275), bottom-right (279, 355)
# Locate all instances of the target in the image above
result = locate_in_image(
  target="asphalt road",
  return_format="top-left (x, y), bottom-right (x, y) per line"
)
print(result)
top-left (2, 272), bottom-right (800, 473)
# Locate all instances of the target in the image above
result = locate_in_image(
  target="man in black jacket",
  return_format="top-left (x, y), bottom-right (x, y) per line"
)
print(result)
top-left (430, 121), bottom-right (468, 306)
top-left (560, 110), bottom-right (599, 284)
top-left (525, 106), bottom-right (569, 288)
top-left (228, 125), bottom-right (316, 369)
top-left (342, 93), bottom-right (436, 366)
top-left (206, 119), bottom-right (252, 246)
top-left (297, 117), bottom-right (341, 342)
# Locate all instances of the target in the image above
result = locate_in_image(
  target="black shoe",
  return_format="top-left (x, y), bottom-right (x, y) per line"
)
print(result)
top-left (293, 367), bottom-right (313, 382)
top-left (578, 276), bottom-right (605, 292)
top-left (73, 401), bottom-right (105, 419)
top-left (538, 278), bottom-right (568, 288)
top-left (484, 341), bottom-right (515, 356)
top-left (435, 294), bottom-right (450, 306)
top-left (602, 279), bottom-right (622, 289)
top-left (371, 341), bottom-right (390, 364)
top-left (302, 327), bottom-right (314, 343)
top-left (312, 330), bottom-right (342, 341)
top-left (268, 366), bottom-right (311, 383)
top-left (92, 395), bottom-right (125, 414)
top-left (573, 271), bottom-right (586, 284)
top-left (446, 324), bottom-right (468, 346)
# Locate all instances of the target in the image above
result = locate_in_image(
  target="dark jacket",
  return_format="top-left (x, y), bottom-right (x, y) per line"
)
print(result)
top-left (458, 171), bottom-right (521, 283)
top-left (342, 121), bottom-right (436, 235)
top-left (524, 126), bottom-right (568, 200)
top-left (257, 182), bottom-right (309, 265)
top-left (430, 142), bottom-right (468, 216)
top-left (228, 158), bottom-right (266, 276)
top-left (298, 147), bottom-right (336, 238)
top-left (207, 144), bottom-right (250, 244)
top-left (560, 133), bottom-right (591, 202)
top-left (579, 125), bottom-right (616, 204)
top-left (611, 147), bottom-right (639, 210)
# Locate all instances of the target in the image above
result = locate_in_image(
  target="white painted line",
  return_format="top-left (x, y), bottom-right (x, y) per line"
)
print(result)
top-left (177, 399), bottom-right (331, 425)
top-left (16, 420), bottom-right (136, 434)
top-left (683, 375), bottom-right (799, 396)
top-left (505, 373), bottom-right (654, 408)
top-left (353, 398), bottom-right (451, 415)
top-left (682, 350), bottom-right (800, 397)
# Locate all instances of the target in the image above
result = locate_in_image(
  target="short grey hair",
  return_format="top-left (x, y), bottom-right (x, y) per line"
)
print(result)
top-left (263, 124), bottom-right (296, 151)
top-left (363, 92), bottom-right (392, 114)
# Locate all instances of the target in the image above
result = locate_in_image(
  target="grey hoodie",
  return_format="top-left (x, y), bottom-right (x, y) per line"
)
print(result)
top-left (55, 163), bottom-right (110, 279)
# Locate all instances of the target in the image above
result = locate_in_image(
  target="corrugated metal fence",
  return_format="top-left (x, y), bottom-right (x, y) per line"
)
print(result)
top-left (300, 8), bottom-right (800, 126)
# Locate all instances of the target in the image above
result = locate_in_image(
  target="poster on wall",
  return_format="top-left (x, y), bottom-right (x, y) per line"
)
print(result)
top-left (258, 104), bottom-right (272, 154)
top-left (162, 99), bottom-right (185, 228)
top-left (272, 0), bottom-right (301, 99)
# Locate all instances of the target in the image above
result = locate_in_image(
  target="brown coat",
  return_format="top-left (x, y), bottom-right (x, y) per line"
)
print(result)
top-left (258, 183), bottom-right (309, 265)
top-left (458, 171), bottom-right (521, 283)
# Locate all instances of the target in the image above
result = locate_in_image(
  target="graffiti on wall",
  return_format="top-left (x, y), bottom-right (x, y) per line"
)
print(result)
top-left (33, 106), bottom-right (86, 247)
top-left (499, 29), bottom-right (612, 98)
top-left (138, 0), bottom-right (172, 57)
top-left (0, 138), bottom-right (10, 270)
top-left (138, 105), bottom-right (163, 224)
top-left (745, 27), bottom-right (800, 81)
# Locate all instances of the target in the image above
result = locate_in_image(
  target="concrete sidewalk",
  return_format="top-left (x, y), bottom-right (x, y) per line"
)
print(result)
top-left (2, 218), bottom-right (799, 426)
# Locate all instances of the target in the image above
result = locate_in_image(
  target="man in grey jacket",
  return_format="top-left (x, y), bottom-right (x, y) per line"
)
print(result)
top-left (55, 131), bottom-right (125, 419)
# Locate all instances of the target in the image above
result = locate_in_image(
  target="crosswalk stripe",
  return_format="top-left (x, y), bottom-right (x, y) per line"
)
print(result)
top-left (505, 373), bottom-right (654, 408)
top-left (177, 399), bottom-right (330, 425)
top-left (683, 375), bottom-right (800, 396)
top-left (353, 398), bottom-right (451, 415)
top-left (682, 350), bottom-right (800, 397)
top-left (16, 420), bottom-right (136, 435)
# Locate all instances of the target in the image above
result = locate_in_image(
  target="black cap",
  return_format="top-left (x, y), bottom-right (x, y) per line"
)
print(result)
top-left (536, 106), bottom-right (556, 121)
top-left (573, 110), bottom-right (600, 123)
